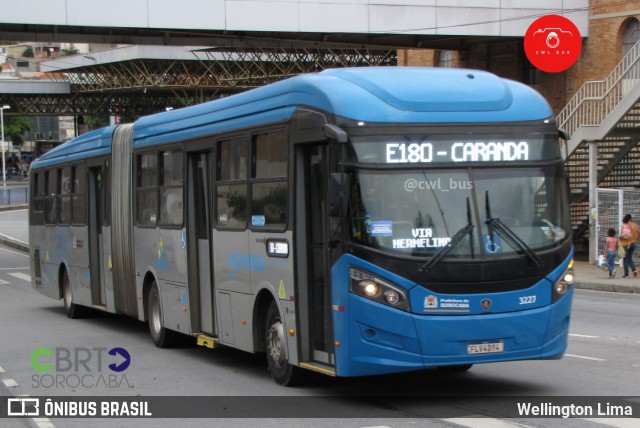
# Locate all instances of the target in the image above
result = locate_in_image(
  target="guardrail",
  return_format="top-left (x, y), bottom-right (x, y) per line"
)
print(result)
top-left (0, 187), bottom-right (29, 206)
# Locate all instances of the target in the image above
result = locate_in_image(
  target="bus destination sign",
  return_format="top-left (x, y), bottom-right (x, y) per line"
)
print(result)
top-left (386, 141), bottom-right (529, 164)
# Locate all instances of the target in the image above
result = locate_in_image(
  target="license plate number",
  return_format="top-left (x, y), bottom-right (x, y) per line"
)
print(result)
top-left (467, 341), bottom-right (504, 354)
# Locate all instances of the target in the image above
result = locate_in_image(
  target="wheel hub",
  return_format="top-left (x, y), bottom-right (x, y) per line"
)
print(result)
top-left (267, 320), bottom-right (286, 369)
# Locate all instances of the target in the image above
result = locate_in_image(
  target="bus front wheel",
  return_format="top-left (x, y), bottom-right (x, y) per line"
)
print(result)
top-left (147, 282), bottom-right (180, 348)
top-left (265, 301), bottom-right (302, 386)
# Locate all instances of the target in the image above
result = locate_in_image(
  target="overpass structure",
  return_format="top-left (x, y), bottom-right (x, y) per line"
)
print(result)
top-left (0, 1), bottom-right (588, 50)
top-left (1, 45), bottom-right (397, 116)
top-left (0, 1), bottom-right (589, 117)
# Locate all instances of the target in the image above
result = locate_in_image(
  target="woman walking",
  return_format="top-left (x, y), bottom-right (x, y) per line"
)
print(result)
top-left (619, 214), bottom-right (638, 278)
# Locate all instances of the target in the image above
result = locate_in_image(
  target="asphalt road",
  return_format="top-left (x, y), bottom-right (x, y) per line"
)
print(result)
top-left (0, 242), bottom-right (639, 428)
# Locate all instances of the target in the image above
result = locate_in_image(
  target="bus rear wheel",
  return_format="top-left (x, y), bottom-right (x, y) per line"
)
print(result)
top-left (265, 301), bottom-right (303, 386)
top-left (62, 269), bottom-right (86, 319)
top-left (147, 281), bottom-right (180, 348)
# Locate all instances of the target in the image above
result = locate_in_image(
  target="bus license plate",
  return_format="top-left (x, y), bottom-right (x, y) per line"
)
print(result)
top-left (467, 341), bottom-right (504, 354)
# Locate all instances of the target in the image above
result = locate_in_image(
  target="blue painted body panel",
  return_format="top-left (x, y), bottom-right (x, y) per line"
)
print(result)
top-left (31, 126), bottom-right (116, 169)
top-left (133, 68), bottom-right (552, 147)
top-left (331, 252), bottom-right (573, 377)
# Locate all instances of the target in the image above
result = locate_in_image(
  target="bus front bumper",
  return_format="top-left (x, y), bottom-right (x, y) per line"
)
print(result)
top-left (334, 288), bottom-right (573, 377)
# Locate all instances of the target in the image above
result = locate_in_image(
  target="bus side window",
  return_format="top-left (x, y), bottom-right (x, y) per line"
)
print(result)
top-left (251, 130), bottom-right (287, 230)
top-left (58, 166), bottom-right (71, 225)
top-left (136, 152), bottom-right (158, 227)
top-left (72, 164), bottom-right (86, 225)
top-left (216, 137), bottom-right (248, 229)
top-left (30, 172), bottom-right (45, 226)
top-left (45, 169), bottom-right (58, 225)
top-left (159, 149), bottom-right (184, 227)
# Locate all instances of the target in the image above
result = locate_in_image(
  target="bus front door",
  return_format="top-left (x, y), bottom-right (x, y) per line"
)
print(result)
top-left (187, 152), bottom-right (215, 336)
top-left (296, 144), bottom-right (335, 368)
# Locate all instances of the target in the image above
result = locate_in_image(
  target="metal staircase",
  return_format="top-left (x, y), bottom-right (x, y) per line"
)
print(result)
top-left (557, 38), bottom-right (640, 240)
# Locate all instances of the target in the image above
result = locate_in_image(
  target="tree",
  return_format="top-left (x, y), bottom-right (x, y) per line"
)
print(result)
top-left (3, 116), bottom-right (32, 147)
top-left (61, 44), bottom-right (79, 56)
top-left (85, 115), bottom-right (110, 130)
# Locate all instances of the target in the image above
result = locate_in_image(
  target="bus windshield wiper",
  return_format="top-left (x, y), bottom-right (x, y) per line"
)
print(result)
top-left (484, 191), bottom-right (543, 267)
top-left (419, 198), bottom-right (474, 273)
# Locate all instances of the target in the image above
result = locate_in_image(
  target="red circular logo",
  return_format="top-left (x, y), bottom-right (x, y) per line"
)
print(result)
top-left (524, 15), bottom-right (582, 73)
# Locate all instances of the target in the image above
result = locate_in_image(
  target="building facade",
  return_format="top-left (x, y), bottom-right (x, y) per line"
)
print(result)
top-left (399, 0), bottom-right (640, 116)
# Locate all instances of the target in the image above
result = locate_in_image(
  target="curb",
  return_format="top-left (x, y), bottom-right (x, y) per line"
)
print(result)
top-left (0, 204), bottom-right (29, 253)
top-left (0, 232), bottom-right (29, 253)
top-left (574, 280), bottom-right (640, 294)
top-left (0, 204), bottom-right (28, 212)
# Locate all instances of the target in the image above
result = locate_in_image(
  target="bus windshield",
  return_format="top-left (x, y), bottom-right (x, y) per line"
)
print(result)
top-left (348, 162), bottom-right (570, 258)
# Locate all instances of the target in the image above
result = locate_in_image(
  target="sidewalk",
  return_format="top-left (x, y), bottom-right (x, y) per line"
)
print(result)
top-left (0, 203), bottom-right (638, 293)
top-left (572, 260), bottom-right (640, 293)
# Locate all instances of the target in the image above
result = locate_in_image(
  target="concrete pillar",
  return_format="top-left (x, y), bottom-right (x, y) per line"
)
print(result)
top-left (588, 140), bottom-right (598, 264)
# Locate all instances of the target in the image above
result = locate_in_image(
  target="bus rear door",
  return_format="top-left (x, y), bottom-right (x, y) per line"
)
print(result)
top-left (88, 164), bottom-right (107, 308)
top-left (186, 151), bottom-right (215, 336)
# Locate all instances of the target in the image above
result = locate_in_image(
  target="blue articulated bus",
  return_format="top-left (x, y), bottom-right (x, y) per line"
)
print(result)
top-left (29, 67), bottom-right (575, 385)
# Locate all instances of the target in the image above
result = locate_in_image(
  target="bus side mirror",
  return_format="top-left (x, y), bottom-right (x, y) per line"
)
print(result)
top-left (558, 128), bottom-right (570, 141)
top-left (329, 173), bottom-right (349, 217)
top-left (322, 124), bottom-right (348, 143)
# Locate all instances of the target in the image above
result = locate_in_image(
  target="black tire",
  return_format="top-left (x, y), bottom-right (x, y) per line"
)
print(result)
top-left (147, 281), bottom-right (181, 348)
top-left (265, 301), bottom-right (303, 386)
top-left (436, 364), bottom-right (473, 373)
top-left (62, 269), bottom-right (86, 319)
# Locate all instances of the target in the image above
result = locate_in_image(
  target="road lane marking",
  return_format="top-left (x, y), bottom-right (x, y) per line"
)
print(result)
top-left (0, 365), bottom-right (4, 372)
top-left (570, 333), bottom-right (599, 339)
top-left (17, 394), bottom-right (57, 428)
top-left (565, 353), bottom-right (606, 362)
top-left (443, 417), bottom-right (534, 428)
top-left (33, 418), bottom-right (56, 428)
top-left (0, 279), bottom-right (8, 285)
top-left (8, 272), bottom-right (31, 282)
top-left (582, 419), bottom-right (639, 428)
top-left (2, 378), bottom-right (18, 387)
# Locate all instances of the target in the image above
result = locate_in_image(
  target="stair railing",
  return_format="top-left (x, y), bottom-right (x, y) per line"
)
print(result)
top-left (557, 37), bottom-right (640, 155)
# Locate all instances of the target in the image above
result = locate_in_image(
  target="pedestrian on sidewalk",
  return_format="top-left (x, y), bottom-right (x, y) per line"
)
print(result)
top-left (619, 214), bottom-right (638, 278)
top-left (603, 228), bottom-right (618, 279)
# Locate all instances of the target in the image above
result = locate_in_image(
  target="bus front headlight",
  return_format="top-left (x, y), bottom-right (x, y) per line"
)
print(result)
top-left (361, 280), bottom-right (379, 297)
top-left (563, 271), bottom-right (575, 284)
top-left (553, 262), bottom-right (574, 302)
top-left (349, 268), bottom-right (410, 312)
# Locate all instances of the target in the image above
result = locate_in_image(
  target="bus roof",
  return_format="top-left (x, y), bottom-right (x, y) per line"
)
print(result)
top-left (32, 126), bottom-right (116, 168)
top-left (133, 67), bottom-right (553, 147)
top-left (33, 68), bottom-right (555, 166)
